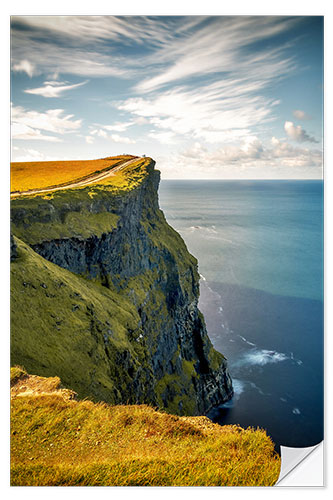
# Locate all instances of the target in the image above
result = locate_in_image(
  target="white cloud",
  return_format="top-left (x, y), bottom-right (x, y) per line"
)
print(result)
top-left (293, 109), bottom-right (311, 120)
top-left (12, 59), bottom-right (35, 77)
top-left (135, 17), bottom-right (298, 93)
top-left (90, 129), bottom-right (108, 138)
top-left (12, 15), bottom-right (174, 45)
top-left (11, 105), bottom-right (82, 142)
top-left (103, 122), bottom-right (134, 132)
top-left (178, 136), bottom-right (322, 172)
top-left (11, 38), bottom-right (133, 78)
top-left (284, 121), bottom-right (318, 143)
top-left (110, 134), bottom-right (135, 144)
top-left (12, 105), bottom-right (82, 134)
top-left (11, 148), bottom-right (59, 162)
top-left (24, 80), bottom-right (87, 98)
top-left (11, 123), bottom-right (61, 142)
top-left (11, 16), bottom-right (298, 84)
top-left (117, 81), bottom-right (276, 144)
top-left (86, 128), bottom-right (135, 144)
top-left (148, 131), bottom-right (176, 144)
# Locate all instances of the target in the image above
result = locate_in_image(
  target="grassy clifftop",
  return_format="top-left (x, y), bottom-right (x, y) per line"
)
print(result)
top-left (11, 155), bottom-right (153, 200)
top-left (11, 368), bottom-right (281, 487)
top-left (11, 155), bottom-right (136, 193)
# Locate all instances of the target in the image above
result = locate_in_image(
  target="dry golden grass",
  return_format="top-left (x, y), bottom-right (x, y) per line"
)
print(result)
top-left (10, 155), bottom-right (135, 193)
top-left (11, 368), bottom-right (281, 487)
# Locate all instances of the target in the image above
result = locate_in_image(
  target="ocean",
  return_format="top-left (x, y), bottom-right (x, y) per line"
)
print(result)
top-left (159, 180), bottom-right (323, 451)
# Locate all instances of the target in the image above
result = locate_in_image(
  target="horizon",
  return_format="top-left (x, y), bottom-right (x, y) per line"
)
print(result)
top-left (11, 15), bottom-right (323, 180)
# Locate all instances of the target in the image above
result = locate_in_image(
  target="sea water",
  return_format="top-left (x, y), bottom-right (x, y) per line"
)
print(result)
top-left (159, 180), bottom-right (323, 451)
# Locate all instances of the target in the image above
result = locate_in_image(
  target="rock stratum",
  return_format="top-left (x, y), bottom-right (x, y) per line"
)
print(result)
top-left (10, 156), bottom-right (233, 416)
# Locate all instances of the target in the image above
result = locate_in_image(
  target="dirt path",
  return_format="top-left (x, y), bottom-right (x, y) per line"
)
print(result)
top-left (11, 157), bottom-right (142, 199)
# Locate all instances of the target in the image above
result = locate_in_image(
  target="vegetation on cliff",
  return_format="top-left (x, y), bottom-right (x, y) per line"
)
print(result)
top-left (11, 155), bottom-right (233, 415)
top-left (11, 368), bottom-right (281, 487)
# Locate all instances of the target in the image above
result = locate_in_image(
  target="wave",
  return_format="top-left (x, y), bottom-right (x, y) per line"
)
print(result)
top-left (233, 345), bottom-right (304, 369)
top-left (239, 335), bottom-right (256, 347)
top-left (236, 349), bottom-right (289, 367)
top-left (233, 379), bottom-right (245, 393)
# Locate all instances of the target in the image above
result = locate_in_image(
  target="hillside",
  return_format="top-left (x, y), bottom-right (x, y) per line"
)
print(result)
top-left (10, 155), bottom-right (233, 415)
top-left (10, 154), bottom-right (136, 193)
top-left (10, 367), bottom-right (281, 487)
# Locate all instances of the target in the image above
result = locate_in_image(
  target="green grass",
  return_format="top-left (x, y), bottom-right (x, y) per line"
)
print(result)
top-left (11, 371), bottom-right (281, 486)
top-left (10, 236), bottom-right (151, 405)
top-left (12, 210), bottom-right (120, 245)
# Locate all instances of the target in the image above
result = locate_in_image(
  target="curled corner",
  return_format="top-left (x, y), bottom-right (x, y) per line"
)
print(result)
top-left (275, 441), bottom-right (324, 486)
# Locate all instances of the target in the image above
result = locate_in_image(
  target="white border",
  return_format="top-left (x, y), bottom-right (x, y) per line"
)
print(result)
top-left (2, 1), bottom-right (331, 496)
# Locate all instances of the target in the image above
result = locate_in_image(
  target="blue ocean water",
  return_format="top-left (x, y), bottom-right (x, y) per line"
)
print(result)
top-left (159, 180), bottom-right (323, 451)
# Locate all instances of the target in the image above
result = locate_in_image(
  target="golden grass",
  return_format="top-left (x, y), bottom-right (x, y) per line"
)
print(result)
top-left (11, 368), bottom-right (281, 487)
top-left (10, 155), bottom-right (135, 193)
top-left (92, 157), bottom-right (152, 190)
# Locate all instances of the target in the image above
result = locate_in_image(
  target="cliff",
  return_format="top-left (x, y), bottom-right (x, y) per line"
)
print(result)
top-left (10, 157), bottom-right (233, 415)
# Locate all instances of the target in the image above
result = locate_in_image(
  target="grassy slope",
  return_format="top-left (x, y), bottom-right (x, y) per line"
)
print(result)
top-left (10, 236), bottom-right (148, 403)
top-left (10, 155), bottom-right (135, 192)
top-left (11, 368), bottom-right (281, 487)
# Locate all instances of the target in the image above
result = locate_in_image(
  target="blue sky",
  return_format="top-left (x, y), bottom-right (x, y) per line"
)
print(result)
top-left (10, 15), bottom-right (323, 179)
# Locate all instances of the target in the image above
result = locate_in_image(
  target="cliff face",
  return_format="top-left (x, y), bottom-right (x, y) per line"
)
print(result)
top-left (11, 158), bottom-right (233, 415)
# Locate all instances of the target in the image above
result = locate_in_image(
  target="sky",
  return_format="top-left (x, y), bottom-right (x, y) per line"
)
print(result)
top-left (10, 15), bottom-right (324, 179)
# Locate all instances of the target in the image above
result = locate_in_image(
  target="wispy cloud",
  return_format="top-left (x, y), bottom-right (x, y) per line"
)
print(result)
top-left (11, 105), bottom-right (82, 142)
top-left (24, 80), bottom-right (88, 98)
top-left (117, 80), bottom-right (279, 144)
top-left (11, 39), bottom-right (133, 78)
top-left (109, 18), bottom-right (300, 146)
top-left (11, 15), bottom-right (175, 45)
top-left (10, 15), bottom-right (176, 78)
top-left (284, 121), bottom-right (318, 143)
top-left (135, 16), bottom-right (298, 93)
top-left (11, 16), bottom-right (298, 85)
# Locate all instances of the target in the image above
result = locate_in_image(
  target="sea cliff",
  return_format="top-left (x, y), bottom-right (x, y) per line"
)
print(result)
top-left (10, 157), bottom-right (233, 415)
